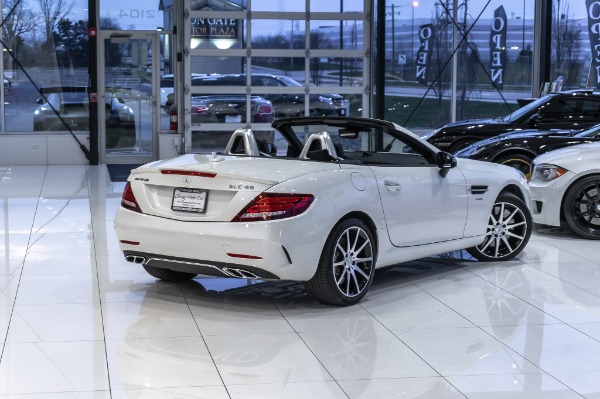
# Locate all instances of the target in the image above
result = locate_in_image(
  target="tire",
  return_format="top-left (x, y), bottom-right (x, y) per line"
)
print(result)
top-left (449, 139), bottom-right (477, 154)
top-left (467, 192), bottom-right (532, 261)
top-left (494, 153), bottom-right (534, 179)
top-left (306, 218), bottom-right (376, 306)
top-left (563, 175), bottom-right (600, 239)
top-left (143, 265), bottom-right (197, 282)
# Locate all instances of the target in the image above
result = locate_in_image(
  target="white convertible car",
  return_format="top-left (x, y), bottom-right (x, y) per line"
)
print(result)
top-left (115, 117), bottom-right (532, 305)
top-left (530, 141), bottom-right (600, 239)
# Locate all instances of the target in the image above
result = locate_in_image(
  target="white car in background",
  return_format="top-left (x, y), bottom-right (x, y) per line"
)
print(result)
top-left (160, 73), bottom-right (207, 110)
top-left (115, 117), bottom-right (532, 305)
top-left (530, 142), bottom-right (600, 239)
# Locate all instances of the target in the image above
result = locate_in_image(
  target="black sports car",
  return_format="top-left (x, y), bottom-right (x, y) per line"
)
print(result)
top-left (455, 124), bottom-right (600, 176)
top-left (424, 90), bottom-right (600, 153)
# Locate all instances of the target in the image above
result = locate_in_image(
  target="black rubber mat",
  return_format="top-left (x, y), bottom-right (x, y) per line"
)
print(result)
top-left (106, 164), bottom-right (142, 182)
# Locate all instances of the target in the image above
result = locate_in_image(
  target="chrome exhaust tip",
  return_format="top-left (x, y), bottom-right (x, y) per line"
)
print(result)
top-left (222, 267), bottom-right (259, 279)
top-left (125, 255), bottom-right (146, 264)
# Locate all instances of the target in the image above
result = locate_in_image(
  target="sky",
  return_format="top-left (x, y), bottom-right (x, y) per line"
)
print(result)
top-left (98, 0), bottom-right (164, 30)
top-left (23, 0), bottom-right (545, 35)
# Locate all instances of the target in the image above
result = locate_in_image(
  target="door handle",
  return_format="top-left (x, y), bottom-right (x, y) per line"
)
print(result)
top-left (384, 180), bottom-right (402, 192)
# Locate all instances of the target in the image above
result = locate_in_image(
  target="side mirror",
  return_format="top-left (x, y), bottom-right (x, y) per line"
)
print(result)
top-left (436, 151), bottom-right (457, 178)
top-left (529, 113), bottom-right (542, 125)
top-left (36, 97), bottom-right (45, 104)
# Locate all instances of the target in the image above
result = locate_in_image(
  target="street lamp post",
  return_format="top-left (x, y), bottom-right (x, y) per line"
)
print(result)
top-left (340, 0), bottom-right (344, 85)
top-left (387, 3), bottom-right (402, 76)
top-left (392, 3), bottom-right (396, 75)
top-left (412, 1), bottom-right (419, 67)
top-left (522, 0), bottom-right (526, 51)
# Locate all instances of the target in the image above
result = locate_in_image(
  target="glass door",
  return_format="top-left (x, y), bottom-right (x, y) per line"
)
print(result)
top-left (100, 32), bottom-right (159, 164)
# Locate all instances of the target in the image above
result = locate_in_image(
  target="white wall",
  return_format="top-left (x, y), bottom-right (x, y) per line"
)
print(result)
top-left (0, 134), bottom-right (90, 165)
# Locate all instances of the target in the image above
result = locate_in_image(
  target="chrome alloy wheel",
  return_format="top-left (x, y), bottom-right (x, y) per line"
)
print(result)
top-left (331, 226), bottom-right (374, 298)
top-left (477, 201), bottom-right (529, 259)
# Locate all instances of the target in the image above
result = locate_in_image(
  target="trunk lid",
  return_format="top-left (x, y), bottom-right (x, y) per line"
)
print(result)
top-left (127, 154), bottom-right (337, 222)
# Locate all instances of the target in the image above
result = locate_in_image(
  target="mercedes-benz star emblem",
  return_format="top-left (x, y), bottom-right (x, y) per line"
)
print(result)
top-left (182, 177), bottom-right (191, 186)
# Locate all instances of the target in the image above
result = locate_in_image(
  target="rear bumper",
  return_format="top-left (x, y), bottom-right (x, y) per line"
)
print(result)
top-left (115, 207), bottom-right (328, 282)
top-left (123, 250), bottom-right (281, 279)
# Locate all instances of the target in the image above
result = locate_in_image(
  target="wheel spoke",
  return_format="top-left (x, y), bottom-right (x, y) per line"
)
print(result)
top-left (498, 203), bottom-right (506, 224)
top-left (489, 213), bottom-right (498, 226)
top-left (506, 231), bottom-right (525, 240)
top-left (577, 198), bottom-right (594, 206)
top-left (501, 235), bottom-right (514, 253)
top-left (354, 240), bottom-right (369, 257)
top-left (354, 256), bottom-right (373, 263)
top-left (336, 242), bottom-right (347, 257)
top-left (350, 228), bottom-right (360, 253)
top-left (353, 265), bottom-right (370, 280)
top-left (505, 208), bottom-right (519, 223)
top-left (333, 260), bottom-right (345, 267)
top-left (582, 190), bottom-right (596, 203)
top-left (351, 271), bottom-right (361, 294)
top-left (506, 221), bottom-right (526, 229)
top-left (344, 230), bottom-right (352, 252)
top-left (345, 271), bottom-right (351, 295)
top-left (494, 237), bottom-right (500, 258)
top-left (479, 235), bottom-right (494, 253)
top-left (336, 269), bottom-right (348, 286)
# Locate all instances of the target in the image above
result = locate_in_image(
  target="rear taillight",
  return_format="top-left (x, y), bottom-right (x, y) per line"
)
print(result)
top-left (232, 193), bottom-right (314, 222)
top-left (192, 105), bottom-right (209, 114)
top-left (252, 104), bottom-right (274, 122)
top-left (121, 182), bottom-right (142, 213)
top-left (256, 104), bottom-right (273, 115)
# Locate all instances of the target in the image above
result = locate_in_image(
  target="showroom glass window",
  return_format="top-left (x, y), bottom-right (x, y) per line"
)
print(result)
top-left (550, 1), bottom-right (590, 91)
top-left (185, 0), bottom-right (370, 154)
top-left (1, 0), bottom-right (90, 132)
top-left (383, 0), bottom-right (535, 131)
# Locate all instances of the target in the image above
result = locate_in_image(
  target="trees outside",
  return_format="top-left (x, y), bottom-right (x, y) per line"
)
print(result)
top-left (1, 0), bottom-right (39, 50)
top-left (53, 19), bottom-right (88, 68)
top-left (405, 0), bottom-right (526, 126)
top-left (424, 0), bottom-right (481, 124)
top-left (551, 0), bottom-right (582, 87)
top-left (35, 0), bottom-right (75, 48)
top-left (1, 0), bottom-right (40, 72)
top-left (2, 0), bottom-right (80, 67)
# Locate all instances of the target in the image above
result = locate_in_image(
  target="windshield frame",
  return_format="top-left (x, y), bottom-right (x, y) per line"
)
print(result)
top-left (504, 95), bottom-right (556, 123)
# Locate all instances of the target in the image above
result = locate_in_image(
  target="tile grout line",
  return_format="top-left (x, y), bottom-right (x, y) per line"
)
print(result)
top-left (422, 262), bottom-right (587, 398)
top-left (0, 166), bottom-right (48, 376)
top-left (357, 289), bottom-right (469, 399)
top-left (87, 164), bottom-right (114, 398)
top-left (266, 292), bottom-right (352, 399)
top-left (178, 283), bottom-right (234, 399)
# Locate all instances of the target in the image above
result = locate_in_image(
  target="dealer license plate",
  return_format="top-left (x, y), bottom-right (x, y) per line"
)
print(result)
top-left (171, 188), bottom-right (207, 213)
top-left (225, 115), bottom-right (242, 123)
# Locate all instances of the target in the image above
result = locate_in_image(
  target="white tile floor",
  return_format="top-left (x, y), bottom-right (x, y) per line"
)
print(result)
top-left (0, 165), bottom-right (599, 398)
